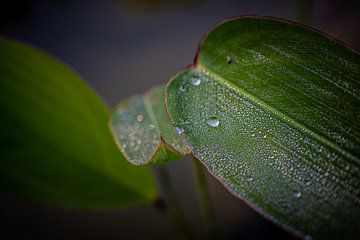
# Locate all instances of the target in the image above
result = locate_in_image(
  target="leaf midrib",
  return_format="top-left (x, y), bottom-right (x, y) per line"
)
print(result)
top-left (195, 63), bottom-right (360, 166)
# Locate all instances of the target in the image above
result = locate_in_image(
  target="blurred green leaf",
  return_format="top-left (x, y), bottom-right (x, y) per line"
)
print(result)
top-left (165, 17), bottom-right (360, 239)
top-left (110, 86), bottom-right (190, 165)
top-left (0, 37), bottom-right (158, 208)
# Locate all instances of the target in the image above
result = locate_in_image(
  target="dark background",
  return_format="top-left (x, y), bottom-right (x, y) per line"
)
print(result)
top-left (1, 0), bottom-right (359, 239)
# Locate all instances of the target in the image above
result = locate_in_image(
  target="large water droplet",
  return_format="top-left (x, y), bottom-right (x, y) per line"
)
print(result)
top-left (176, 127), bottom-right (184, 134)
top-left (191, 77), bottom-right (201, 86)
top-left (293, 191), bottom-right (302, 198)
top-left (136, 114), bottom-right (144, 122)
top-left (207, 116), bottom-right (220, 127)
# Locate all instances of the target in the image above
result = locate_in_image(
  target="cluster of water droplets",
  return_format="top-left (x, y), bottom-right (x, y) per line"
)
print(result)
top-left (167, 67), bottom-right (360, 236)
top-left (111, 97), bottom-right (159, 165)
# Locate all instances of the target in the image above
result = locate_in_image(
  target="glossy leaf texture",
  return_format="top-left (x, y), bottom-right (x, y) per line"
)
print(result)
top-left (110, 86), bottom-right (190, 165)
top-left (165, 17), bottom-right (360, 239)
top-left (0, 37), bottom-right (157, 208)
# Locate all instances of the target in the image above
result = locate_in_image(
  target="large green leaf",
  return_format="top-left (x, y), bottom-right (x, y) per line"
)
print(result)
top-left (0, 37), bottom-right (157, 208)
top-left (165, 17), bottom-right (360, 239)
top-left (110, 86), bottom-right (190, 165)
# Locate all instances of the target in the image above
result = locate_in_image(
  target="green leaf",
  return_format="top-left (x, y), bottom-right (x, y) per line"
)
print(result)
top-left (165, 17), bottom-right (360, 239)
top-left (0, 37), bottom-right (158, 208)
top-left (110, 86), bottom-right (190, 165)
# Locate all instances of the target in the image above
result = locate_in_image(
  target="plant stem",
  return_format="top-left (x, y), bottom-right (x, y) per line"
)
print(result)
top-left (155, 166), bottom-right (197, 240)
top-left (192, 157), bottom-right (218, 239)
top-left (296, 0), bottom-right (312, 25)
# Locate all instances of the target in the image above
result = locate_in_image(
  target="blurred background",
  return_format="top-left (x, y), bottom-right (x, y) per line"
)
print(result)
top-left (0, 0), bottom-right (359, 239)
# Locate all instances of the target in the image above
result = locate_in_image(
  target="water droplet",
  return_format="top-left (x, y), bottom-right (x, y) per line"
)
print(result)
top-left (179, 86), bottom-right (186, 92)
top-left (207, 116), bottom-right (220, 127)
top-left (263, 135), bottom-right (267, 139)
top-left (176, 127), bottom-right (184, 134)
top-left (293, 191), bottom-right (302, 198)
top-left (136, 114), bottom-right (144, 122)
top-left (226, 55), bottom-right (232, 64)
top-left (246, 176), bottom-right (253, 181)
top-left (191, 77), bottom-right (201, 86)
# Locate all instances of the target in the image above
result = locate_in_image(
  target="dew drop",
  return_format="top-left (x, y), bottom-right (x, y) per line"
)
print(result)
top-left (246, 176), bottom-right (253, 182)
top-left (207, 116), bottom-right (220, 127)
top-left (136, 114), bottom-right (144, 122)
top-left (226, 55), bottom-right (232, 64)
top-left (179, 86), bottom-right (186, 92)
top-left (176, 127), bottom-right (184, 134)
top-left (345, 165), bottom-right (350, 171)
top-left (191, 77), bottom-right (201, 86)
top-left (293, 191), bottom-right (302, 198)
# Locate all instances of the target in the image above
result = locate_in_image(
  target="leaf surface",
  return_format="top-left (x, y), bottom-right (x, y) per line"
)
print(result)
top-left (165, 17), bottom-right (360, 239)
top-left (110, 86), bottom-right (190, 165)
top-left (0, 37), bottom-right (157, 208)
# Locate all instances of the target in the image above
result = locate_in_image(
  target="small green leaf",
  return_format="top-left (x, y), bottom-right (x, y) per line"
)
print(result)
top-left (0, 37), bottom-right (158, 208)
top-left (110, 86), bottom-right (190, 165)
top-left (165, 17), bottom-right (360, 239)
